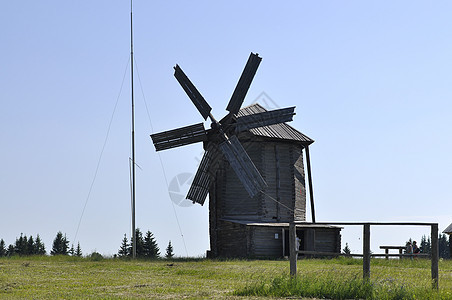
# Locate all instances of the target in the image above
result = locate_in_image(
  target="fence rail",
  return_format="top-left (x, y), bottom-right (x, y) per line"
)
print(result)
top-left (289, 222), bottom-right (439, 289)
top-left (297, 250), bottom-right (430, 258)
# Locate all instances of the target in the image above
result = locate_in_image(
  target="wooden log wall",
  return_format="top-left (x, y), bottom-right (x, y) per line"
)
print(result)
top-left (216, 221), bottom-right (247, 257)
top-left (314, 228), bottom-right (342, 253)
top-left (249, 226), bottom-right (284, 258)
top-left (218, 141), bottom-right (261, 219)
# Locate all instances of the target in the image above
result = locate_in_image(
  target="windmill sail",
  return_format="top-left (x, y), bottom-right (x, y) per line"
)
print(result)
top-left (235, 107), bottom-right (295, 132)
top-left (218, 135), bottom-right (266, 198)
top-left (226, 53), bottom-right (262, 115)
top-left (152, 52), bottom-right (287, 205)
top-left (151, 123), bottom-right (207, 151)
top-left (186, 145), bottom-right (220, 205)
top-left (174, 64), bottom-right (212, 120)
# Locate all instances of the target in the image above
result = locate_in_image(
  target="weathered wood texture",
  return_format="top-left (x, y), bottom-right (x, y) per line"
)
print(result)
top-left (213, 139), bottom-right (306, 222)
top-left (208, 132), bottom-right (327, 258)
top-left (217, 141), bottom-right (261, 219)
top-left (216, 221), bottom-right (247, 257)
top-left (289, 223), bottom-right (297, 276)
top-left (249, 226), bottom-right (284, 258)
top-left (363, 224), bottom-right (371, 279)
top-left (431, 224), bottom-right (439, 289)
top-left (314, 228), bottom-right (341, 253)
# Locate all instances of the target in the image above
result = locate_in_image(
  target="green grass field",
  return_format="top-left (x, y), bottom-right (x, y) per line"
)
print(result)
top-left (0, 256), bottom-right (451, 299)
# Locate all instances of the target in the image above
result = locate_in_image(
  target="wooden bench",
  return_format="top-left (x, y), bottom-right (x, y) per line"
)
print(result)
top-left (379, 246), bottom-right (405, 259)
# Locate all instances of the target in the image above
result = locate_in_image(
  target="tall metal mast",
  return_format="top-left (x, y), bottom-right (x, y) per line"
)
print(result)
top-left (130, 0), bottom-right (136, 259)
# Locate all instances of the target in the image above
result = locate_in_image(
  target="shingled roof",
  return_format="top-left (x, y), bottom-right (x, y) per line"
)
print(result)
top-left (237, 103), bottom-right (314, 145)
top-left (443, 223), bottom-right (452, 234)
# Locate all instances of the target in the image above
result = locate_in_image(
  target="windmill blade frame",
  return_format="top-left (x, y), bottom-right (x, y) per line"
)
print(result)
top-left (174, 64), bottom-right (212, 120)
top-left (186, 144), bottom-right (221, 205)
top-left (226, 52), bottom-right (262, 116)
top-left (151, 123), bottom-right (207, 151)
top-left (218, 135), bottom-right (267, 198)
top-left (235, 107), bottom-right (296, 132)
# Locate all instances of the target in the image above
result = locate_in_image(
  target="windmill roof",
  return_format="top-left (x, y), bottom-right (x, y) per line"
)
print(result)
top-left (443, 223), bottom-right (452, 234)
top-left (237, 103), bottom-right (314, 144)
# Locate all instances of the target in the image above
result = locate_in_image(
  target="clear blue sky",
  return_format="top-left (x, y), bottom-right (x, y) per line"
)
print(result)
top-left (1, 1), bottom-right (450, 256)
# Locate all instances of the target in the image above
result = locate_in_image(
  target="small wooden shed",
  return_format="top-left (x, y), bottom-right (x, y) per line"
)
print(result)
top-left (207, 103), bottom-right (342, 258)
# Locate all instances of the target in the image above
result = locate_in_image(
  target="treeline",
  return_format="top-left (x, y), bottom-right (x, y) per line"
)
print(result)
top-left (2, 229), bottom-right (174, 259)
top-left (407, 233), bottom-right (450, 259)
top-left (117, 228), bottom-right (174, 259)
top-left (0, 231), bottom-right (82, 257)
top-left (118, 228), bottom-right (160, 258)
top-left (0, 233), bottom-right (45, 256)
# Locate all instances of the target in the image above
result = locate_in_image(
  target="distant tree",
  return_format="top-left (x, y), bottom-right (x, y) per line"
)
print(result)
top-left (144, 230), bottom-right (160, 259)
top-left (129, 229), bottom-right (145, 257)
top-left (118, 234), bottom-right (129, 257)
top-left (69, 244), bottom-right (75, 256)
top-left (51, 231), bottom-right (69, 255)
top-left (420, 235), bottom-right (431, 255)
top-left (342, 243), bottom-right (351, 255)
top-left (14, 233), bottom-right (28, 255)
top-left (34, 234), bottom-right (46, 255)
top-left (75, 242), bottom-right (82, 257)
top-left (0, 239), bottom-right (6, 257)
top-left (88, 251), bottom-right (103, 261)
top-left (165, 241), bottom-right (174, 259)
top-left (27, 236), bottom-right (35, 255)
top-left (7, 244), bottom-right (15, 256)
top-left (439, 234), bottom-right (450, 259)
top-left (14, 234), bottom-right (23, 255)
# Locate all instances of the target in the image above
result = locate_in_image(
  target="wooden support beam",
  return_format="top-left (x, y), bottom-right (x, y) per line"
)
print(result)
top-left (305, 146), bottom-right (316, 223)
top-left (275, 145), bottom-right (280, 221)
top-left (282, 228), bottom-right (285, 257)
top-left (363, 224), bottom-right (371, 280)
top-left (289, 222), bottom-right (297, 277)
top-left (431, 224), bottom-right (439, 289)
top-left (449, 235), bottom-right (452, 261)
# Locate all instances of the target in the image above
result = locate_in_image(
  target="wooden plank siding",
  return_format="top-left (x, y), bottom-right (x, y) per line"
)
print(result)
top-left (314, 228), bottom-right (342, 253)
top-left (249, 226), bottom-right (283, 258)
top-left (219, 141), bottom-right (262, 218)
top-left (216, 220), bottom-right (248, 257)
top-left (207, 128), bottom-right (341, 258)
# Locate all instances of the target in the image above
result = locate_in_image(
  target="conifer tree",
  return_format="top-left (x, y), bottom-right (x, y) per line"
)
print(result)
top-left (342, 243), bottom-right (351, 255)
top-left (14, 233), bottom-right (27, 255)
top-left (7, 244), bottom-right (15, 256)
top-left (144, 230), bottom-right (160, 259)
top-left (0, 239), bottom-right (6, 257)
top-left (69, 244), bottom-right (75, 256)
top-left (118, 234), bottom-right (129, 257)
top-left (75, 242), bottom-right (82, 257)
top-left (420, 235), bottom-right (431, 254)
top-left (165, 240), bottom-right (174, 259)
top-left (27, 236), bottom-right (34, 255)
top-left (129, 229), bottom-right (145, 257)
top-left (439, 233), bottom-right (450, 259)
top-left (34, 234), bottom-right (46, 255)
top-left (51, 231), bottom-right (69, 255)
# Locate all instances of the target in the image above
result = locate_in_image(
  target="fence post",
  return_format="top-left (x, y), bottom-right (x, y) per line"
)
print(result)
top-left (431, 223), bottom-right (439, 289)
top-left (289, 222), bottom-right (297, 276)
top-left (363, 224), bottom-right (371, 280)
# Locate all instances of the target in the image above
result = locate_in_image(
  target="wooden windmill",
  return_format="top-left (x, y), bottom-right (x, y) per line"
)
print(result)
top-left (151, 53), bottom-right (341, 258)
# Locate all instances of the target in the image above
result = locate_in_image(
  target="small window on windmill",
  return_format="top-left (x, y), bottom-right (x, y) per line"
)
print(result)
top-left (275, 233), bottom-right (279, 239)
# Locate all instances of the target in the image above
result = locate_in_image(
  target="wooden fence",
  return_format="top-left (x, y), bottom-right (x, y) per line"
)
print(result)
top-left (289, 222), bottom-right (439, 289)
